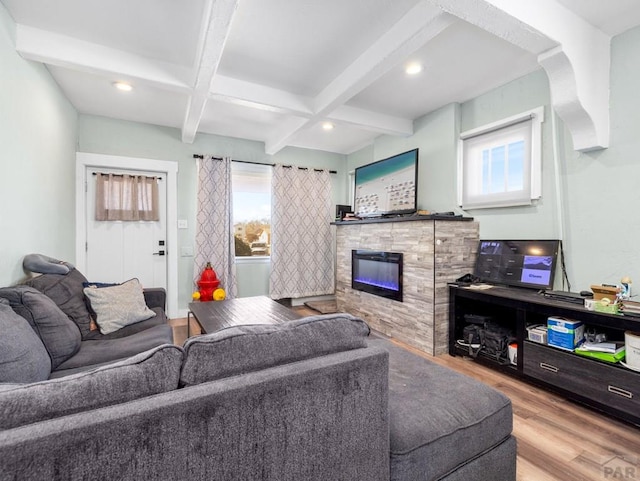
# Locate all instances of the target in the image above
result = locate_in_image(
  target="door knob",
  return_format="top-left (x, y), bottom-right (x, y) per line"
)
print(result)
top-left (153, 250), bottom-right (166, 256)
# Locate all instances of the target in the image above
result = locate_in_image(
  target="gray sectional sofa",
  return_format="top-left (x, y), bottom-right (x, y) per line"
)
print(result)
top-left (0, 289), bottom-right (516, 481)
top-left (0, 268), bottom-right (173, 379)
top-left (0, 314), bottom-right (390, 481)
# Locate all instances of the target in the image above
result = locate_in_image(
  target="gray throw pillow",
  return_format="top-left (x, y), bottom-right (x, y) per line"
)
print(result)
top-left (83, 278), bottom-right (156, 335)
top-left (24, 268), bottom-right (94, 339)
top-left (180, 313), bottom-right (370, 386)
top-left (0, 286), bottom-right (81, 370)
top-left (0, 344), bottom-right (183, 430)
top-left (0, 299), bottom-right (51, 383)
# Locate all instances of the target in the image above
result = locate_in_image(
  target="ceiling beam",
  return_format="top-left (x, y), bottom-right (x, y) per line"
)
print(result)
top-left (430, 0), bottom-right (610, 151)
top-left (181, 0), bottom-right (239, 143)
top-left (210, 75), bottom-right (413, 136)
top-left (14, 24), bottom-right (191, 92)
top-left (211, 75), bottom-right (314, 117)
top-left (265, 1), bottom-right (456, 155)
top-left (15, 19), bottom-right (412, 143)
top-left (328, 105), bottom-right (413, 137)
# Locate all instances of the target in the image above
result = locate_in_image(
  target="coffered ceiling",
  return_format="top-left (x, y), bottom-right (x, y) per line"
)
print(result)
top-left (3, 0), bottom-right (640, 154)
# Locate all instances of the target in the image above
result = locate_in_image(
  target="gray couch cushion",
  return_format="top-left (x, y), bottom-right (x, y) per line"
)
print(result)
top-left (0, 299), bottom-right (51, 383)
top-left (180, 313), bottom-right (370, 386)
top-left (24, 268), bottom-right (94, 339)
top-left (0, 344), bottom-right (183, 430)
top-left (0, 286), bottom-right (81, 370)
top-left (367, 339), bottom-right (513, 481)
top-left (53, 324), bottom-right (174, 374)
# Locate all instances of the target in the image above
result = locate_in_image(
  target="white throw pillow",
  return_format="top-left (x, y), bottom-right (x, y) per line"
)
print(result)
top-left (83, 278), bottom-right (156, 335)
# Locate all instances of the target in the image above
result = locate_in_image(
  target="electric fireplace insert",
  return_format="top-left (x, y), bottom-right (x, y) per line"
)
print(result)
top-left (351, 250), bottom-right (403, 302)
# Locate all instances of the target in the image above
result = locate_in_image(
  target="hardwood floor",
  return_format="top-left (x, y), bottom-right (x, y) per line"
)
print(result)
top-left (170, 307), bottom-right (640, 481)
top-left (167, 316), bottom-right (201, 347)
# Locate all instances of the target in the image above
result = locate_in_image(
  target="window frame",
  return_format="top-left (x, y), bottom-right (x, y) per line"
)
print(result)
top-left (457, 106), bottom-right (544, 210)
top-left (231, 162), bottom-right (272, 260)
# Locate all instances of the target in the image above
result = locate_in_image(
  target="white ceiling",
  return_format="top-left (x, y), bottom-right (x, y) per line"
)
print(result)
top-left (3, 0), bottom-right (640, 155)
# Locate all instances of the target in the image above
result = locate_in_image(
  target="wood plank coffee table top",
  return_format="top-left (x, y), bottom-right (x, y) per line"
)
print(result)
top-left (188, 296), bottom-right (302, 335)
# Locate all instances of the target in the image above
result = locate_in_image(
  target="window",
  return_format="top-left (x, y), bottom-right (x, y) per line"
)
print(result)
top-left (458, 107), bottom-right (544, 209)
top-left (231, 163), bottom-right (271, 257)
top-left (95, 173), bottom-right (159, 221)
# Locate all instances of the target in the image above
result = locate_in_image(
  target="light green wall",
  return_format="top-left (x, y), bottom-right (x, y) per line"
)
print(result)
top-left (348, 26), bottom-right (640, 292)
top-left (77, 115), bottom-right (346, 309)
top-left (560, 26), bottom-right (640, 289)
top-left (459, 69), bottom-right (559, 240)
top-left (347, 103), bottom-right (460, 213)
top-left (0, 4), bottom-right (78, 286)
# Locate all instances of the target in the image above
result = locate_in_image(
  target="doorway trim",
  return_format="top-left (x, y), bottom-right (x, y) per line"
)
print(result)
top-left (75, 152), bottom-right (179, 318)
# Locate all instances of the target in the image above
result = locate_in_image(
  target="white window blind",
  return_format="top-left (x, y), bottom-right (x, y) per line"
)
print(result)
top-left (458, 107), bottom-right (544, 209)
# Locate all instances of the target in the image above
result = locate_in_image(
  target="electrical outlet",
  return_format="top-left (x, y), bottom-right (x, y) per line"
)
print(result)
top-left (181, 246), bottom-right (194, 257)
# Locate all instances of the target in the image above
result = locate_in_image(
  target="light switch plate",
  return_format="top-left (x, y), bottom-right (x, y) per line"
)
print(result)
top-left (177, 219), bottom-right (188, 229)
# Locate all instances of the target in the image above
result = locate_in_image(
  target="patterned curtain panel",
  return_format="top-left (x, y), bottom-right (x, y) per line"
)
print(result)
top-left (95, 173), bottom-right (159, 221)
top-left (194, 156), bottom-right (237, 298)
top-left (270, 165), bottom-right (334, 299)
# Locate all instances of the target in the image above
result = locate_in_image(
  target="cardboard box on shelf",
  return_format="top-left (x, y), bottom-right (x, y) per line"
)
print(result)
top-left (526, 324), bottom-right (548, 344)
top-left (547, 317), bottom-right (584, 351)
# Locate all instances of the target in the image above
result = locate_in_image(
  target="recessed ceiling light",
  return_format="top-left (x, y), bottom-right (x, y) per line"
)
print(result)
top-left (113, 82), bottom-right (133, 92)
top-left (322, 122), bottom-right (335, 131)
top-left (405, 63), bottom-right (423, 75)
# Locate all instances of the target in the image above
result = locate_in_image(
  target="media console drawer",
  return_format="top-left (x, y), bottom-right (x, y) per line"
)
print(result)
top-left (523, 341), bottom-right (640, 418)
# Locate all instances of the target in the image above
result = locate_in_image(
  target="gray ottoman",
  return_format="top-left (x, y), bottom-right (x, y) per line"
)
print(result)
top-left (368, 339), bottom-right (516, 481)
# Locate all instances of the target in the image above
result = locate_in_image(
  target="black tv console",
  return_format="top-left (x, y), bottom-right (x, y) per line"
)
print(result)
top-left (448, 284), bottom-right (640, 426)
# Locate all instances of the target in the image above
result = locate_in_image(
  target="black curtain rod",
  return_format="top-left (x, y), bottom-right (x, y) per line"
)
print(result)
top-left (92, 172), bottom-right (162, 180)
top-left (192, 154), bottom-right (337, 174)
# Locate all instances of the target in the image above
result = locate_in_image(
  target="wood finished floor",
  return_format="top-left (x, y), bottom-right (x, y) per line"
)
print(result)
top-left (170, 306), bottom-right (640, 481)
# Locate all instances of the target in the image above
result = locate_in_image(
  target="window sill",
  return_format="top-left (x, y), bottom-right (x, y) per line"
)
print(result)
top-left (235, 256), bottom-right (271, 265)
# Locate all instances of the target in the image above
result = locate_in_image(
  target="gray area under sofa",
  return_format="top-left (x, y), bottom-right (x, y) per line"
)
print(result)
top-left (0, 311), bottom-right (515, 481)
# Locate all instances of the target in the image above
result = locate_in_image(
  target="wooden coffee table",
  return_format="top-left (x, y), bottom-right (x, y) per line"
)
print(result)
top-left (187, 296), bottom-right (302, 336)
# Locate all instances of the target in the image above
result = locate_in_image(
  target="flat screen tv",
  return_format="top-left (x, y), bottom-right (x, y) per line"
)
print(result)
top-left (354, 148), bottom-right (418, 217)
top-left (473, 239), bottom-right (561, 290)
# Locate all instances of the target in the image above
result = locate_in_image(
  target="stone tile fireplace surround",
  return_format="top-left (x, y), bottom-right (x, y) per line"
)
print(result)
top-left (335, 217), bottom-right (479, 355)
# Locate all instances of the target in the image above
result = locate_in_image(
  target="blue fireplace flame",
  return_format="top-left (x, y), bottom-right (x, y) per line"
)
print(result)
top-left (353, 275), bottom-right (399, 291)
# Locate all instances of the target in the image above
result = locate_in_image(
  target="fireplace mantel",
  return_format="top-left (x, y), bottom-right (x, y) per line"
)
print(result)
top-left (332, 213), bottom-right (473, 226)
top-left (335, 218), bottom-right (478, 355)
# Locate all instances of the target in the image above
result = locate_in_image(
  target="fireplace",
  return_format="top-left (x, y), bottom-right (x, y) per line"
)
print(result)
top-left (351, 250), bottom-right (403, 302)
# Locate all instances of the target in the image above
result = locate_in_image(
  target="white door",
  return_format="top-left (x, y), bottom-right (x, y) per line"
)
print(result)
top-left (84, 167), bottom-right (167, 289)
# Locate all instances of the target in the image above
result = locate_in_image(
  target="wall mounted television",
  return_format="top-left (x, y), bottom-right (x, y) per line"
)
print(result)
top-left (473, 239), bottom-right (561, 290)
top-left (354, 148), bottom-right (418, 217)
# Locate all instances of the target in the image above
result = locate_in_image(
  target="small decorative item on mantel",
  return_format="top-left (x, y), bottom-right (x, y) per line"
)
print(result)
top-left (196, 262), bottom-right (220, 302)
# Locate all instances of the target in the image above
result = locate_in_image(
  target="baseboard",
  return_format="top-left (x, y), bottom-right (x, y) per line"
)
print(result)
top-left (291, 294), bottom-right (336, 307)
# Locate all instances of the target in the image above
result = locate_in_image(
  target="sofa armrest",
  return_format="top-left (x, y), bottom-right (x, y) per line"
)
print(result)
top-left (143, 288), bottom-right (166, 311)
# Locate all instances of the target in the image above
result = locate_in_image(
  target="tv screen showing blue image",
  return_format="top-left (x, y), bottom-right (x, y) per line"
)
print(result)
top-left (354, 148), bottom-right (418, 217)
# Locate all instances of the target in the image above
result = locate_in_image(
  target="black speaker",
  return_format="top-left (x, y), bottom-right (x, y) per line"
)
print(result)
top-left (336, 204), bottom-right (352, 220)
